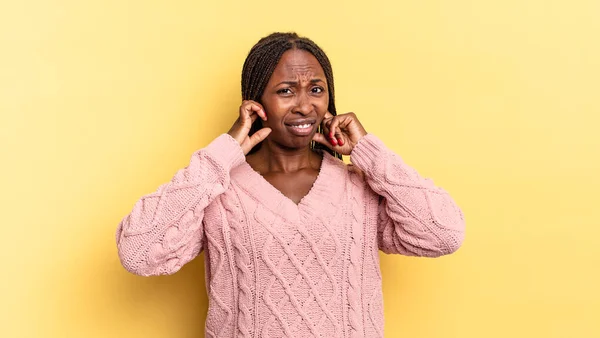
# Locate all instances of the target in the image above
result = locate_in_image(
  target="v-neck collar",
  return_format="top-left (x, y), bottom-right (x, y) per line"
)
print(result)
top-left (232, 151), bottom-right (346, 222)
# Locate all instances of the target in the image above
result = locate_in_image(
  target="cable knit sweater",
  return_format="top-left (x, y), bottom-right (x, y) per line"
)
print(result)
top-left (116, 133), bottom-right (465, 338)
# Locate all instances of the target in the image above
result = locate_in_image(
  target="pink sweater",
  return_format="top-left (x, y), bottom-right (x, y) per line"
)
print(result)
top-left (116, 133), bottom-right (465, 338)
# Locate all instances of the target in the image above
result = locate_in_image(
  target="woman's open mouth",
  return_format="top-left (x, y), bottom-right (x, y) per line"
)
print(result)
top-left (285, 120), bottom-right (316, 136)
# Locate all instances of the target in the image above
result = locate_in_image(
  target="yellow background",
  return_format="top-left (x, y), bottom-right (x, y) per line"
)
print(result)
top-left (2, 0), bottom-right (599, 337)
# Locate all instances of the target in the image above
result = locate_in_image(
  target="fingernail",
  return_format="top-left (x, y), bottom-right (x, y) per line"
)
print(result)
top-left (338, 138), bottom-right (344, 145)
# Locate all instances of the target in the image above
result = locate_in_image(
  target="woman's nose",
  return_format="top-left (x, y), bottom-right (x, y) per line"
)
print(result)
top-left (292, 91), bottom-right (312, 115)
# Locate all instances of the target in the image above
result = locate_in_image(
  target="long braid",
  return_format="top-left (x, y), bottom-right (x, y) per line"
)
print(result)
top-left (241, 32), bottom-right (341, 158)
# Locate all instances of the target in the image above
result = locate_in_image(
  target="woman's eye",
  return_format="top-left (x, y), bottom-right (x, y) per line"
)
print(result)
top-left (312, 87), bottom-right (324, 93)
top-left (277, 88), bottom-right (292, 94)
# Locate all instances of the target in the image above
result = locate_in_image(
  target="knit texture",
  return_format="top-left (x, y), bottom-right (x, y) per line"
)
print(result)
top-left (116, 133), bottom-right (465, 338)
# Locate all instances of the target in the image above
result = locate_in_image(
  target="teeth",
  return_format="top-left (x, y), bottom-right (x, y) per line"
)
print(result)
top-left (293, 124), bottom-right (311, 129)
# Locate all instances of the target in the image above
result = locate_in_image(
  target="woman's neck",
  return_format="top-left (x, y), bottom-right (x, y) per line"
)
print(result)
top-left (249, 140), bottom-right (321, 174)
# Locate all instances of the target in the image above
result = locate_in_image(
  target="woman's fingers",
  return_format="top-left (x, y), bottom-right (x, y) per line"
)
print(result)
top-left (243, 101), bottom-right (267, 121)
top-left (244, 127), bottom-right (272, 154)
top-left (239, 102), bottom-right (266, 130)
top-left (321, 120), bottom-right (331, 137)
top-left (328, 116), bottom-right (344, 146)
top-left (324, 112), bottom-right (365, 147)
top-left (322, 112), bottom-right (350, 146)
top-left (321, 113), bottom-right (336, 145)
top-left (250, 113), bottom-right (258, 123)
top-left (317, 111), bottom-right (368, 155)
top-left (312, 131), bottom-right (353, 155)
top-left (321, 111), bottom-right (333, 128)
top-left (239, 101), bottom-right (266, 134)
top-left (312, 132), bottom-right (335, 150)
top-left (259, 108), bottom-right (267, 121)
top-left (230, 100), bottom-right (268, 149)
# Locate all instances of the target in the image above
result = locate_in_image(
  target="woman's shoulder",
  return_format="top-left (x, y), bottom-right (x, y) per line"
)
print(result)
top-left (323, 152), bottom-right (367, 184)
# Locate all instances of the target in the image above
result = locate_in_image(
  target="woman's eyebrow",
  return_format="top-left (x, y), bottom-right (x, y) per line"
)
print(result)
top-left (275, 79), bottom-right (325, 86)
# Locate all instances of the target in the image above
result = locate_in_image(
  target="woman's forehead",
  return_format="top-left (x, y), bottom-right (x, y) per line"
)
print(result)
top-left (272, 49), bottom-right (325, 80)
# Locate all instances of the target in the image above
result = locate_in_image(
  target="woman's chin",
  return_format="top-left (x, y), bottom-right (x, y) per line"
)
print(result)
top-left (264, 132), bottom-right (312, 150)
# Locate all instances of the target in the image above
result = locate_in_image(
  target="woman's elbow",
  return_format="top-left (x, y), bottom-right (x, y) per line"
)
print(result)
top-left (416, 219), bottom-right (465, 257)
top-left (116, 241), bottom-right (162, 277)
top-left (117, 243), bottom-right (188, 277)
top-left (434, 223), bottom-right (465, 257)
top-left (117, 248), bottom-right (152, 276)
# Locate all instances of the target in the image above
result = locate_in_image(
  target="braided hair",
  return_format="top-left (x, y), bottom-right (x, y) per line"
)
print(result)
top-left (241, 32), bottom-right (341, 158)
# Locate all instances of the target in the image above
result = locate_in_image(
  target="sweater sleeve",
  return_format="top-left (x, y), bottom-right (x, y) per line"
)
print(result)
top-left (350, 134), bottom-right (465, 257)
top-left (116, 134), bottom-right (245, 276)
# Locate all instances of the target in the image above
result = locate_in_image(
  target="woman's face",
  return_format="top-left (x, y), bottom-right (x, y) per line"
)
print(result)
top-left (260, 48), bottom-right (329, 151)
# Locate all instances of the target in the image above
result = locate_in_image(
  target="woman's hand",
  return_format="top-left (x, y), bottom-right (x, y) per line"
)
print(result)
top-left (312, 112), bottom-right (367, 155)
top-left (228, 100), bottom-right (272, 155)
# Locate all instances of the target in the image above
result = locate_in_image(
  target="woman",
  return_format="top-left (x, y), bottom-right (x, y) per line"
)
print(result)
top-left (116, 32), bottom-right (465, 338)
